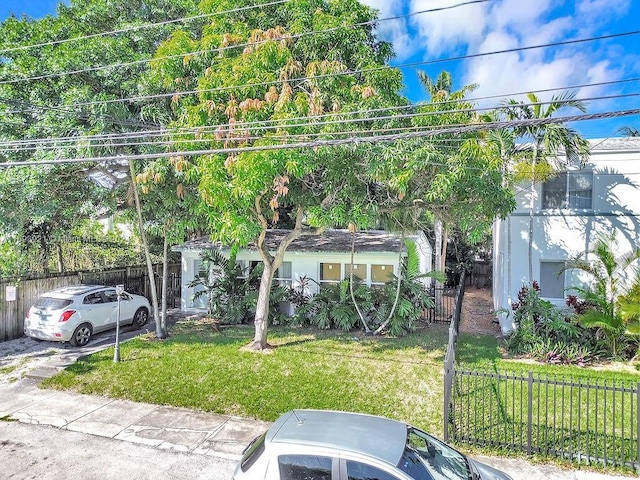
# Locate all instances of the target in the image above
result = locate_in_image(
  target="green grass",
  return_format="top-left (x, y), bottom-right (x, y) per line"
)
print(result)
top-left (42, 320), bottom-right (451, 433)
top-left (42, 318), bottom-right (640, 453)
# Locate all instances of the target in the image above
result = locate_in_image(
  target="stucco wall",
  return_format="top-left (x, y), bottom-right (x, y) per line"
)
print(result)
top-left (493, 139), bottom-right (640, 333)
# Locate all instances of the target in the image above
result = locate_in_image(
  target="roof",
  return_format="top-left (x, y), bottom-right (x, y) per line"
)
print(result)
top-left (589, 137), bottom-right (640, 152)
top-left (173, 229), bottom-right (418, 254)
top-left (267, 409), bottom-right (407, 465)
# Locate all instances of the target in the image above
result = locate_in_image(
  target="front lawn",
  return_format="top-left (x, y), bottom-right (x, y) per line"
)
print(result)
top-left (42, 318), bottom-right (639, 435)
top-left (43, 319), bottom-right (452, 433)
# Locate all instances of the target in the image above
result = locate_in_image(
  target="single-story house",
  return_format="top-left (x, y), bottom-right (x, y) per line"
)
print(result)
top-left (493, 137), bottom-right (640, 334)
top-left (172, 229), bottom-right (433, 311)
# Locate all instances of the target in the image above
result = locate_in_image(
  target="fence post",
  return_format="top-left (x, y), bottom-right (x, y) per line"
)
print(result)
top-left (443, 349), bottom-right (453, 442)
top-left (527, 371), bottom-right (533, 456)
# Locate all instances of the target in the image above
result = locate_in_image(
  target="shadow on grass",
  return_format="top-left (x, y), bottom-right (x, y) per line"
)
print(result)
top-left (456, 333), bottom-right (504, 367)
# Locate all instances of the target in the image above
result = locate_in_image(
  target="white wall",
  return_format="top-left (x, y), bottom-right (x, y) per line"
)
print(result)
top-left (494, 138), bottom-right (640, 334)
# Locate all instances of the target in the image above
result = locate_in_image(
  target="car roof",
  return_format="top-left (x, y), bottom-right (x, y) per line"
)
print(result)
top-left (41, 285), bottom-right (107, 298)
top-left (267, 409), bottom-right (407, 466)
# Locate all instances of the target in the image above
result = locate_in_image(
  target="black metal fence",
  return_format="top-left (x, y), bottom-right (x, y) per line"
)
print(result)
top-left (424, 285), bottom-right (460, 324)
top-left (448, 370), bottom-right (639, 471)
top-left (442, 278), bottom-right (640, 473)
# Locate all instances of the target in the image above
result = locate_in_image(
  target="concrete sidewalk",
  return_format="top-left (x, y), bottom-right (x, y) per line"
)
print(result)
top-left (0, 332), bottom-right (633, 480)
top-left (0, 377), bottom-right (270, 461)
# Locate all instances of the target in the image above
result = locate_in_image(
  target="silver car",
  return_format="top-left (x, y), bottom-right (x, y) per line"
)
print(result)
top-left (24, 284), bottom-right (151, 347)
top-left (234, 409), bottom-right (512, 480)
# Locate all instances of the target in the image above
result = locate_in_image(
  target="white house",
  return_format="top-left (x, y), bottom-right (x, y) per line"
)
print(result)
top-left (173, 229), bottom-right (433, 311)
top-left (493, 137), bottom-right (640, 334)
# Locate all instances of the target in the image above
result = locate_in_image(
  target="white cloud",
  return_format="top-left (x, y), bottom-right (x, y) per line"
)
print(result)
top-left (408, 0), bottom-right (488, 54)
top-left (360, 0), bottom-right (416, 60)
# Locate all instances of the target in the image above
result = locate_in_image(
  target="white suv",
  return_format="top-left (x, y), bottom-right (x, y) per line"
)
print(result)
top-left (24, 284), bottom-right (151, 346)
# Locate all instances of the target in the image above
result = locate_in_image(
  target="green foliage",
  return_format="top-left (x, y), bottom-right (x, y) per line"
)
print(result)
top-left (563, 232), bottom-right (640, 358)
top-left (188, 249), bottom-right (260, 324)
top-left (505, 283), bottom-right (596, 366)
top-left (0, 0), bottom-right (201, 274)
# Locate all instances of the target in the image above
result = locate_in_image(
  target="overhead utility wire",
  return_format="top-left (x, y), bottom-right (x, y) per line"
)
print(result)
top-left (0, 0), bottom-right (490, 86)
top-left (5, 29), bottom-right (637, 117)
top-left (3, 90), bottom-right (638, 151)
top-left (3, 76), bottom-right (638, 148)
top-left (2, 108), bottom-right (638, 168)
top-left (0, 0), bottom-right (289, 55)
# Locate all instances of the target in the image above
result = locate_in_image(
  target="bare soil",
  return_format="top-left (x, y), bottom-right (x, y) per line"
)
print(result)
top-left (458, 286), bottom-right (503, 337)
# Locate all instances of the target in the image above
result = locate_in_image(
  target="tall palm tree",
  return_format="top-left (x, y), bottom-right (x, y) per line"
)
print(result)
top-left (501, 92), bottom-right (590, 282)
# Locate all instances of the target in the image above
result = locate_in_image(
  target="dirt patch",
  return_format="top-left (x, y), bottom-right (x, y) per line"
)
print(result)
top-left (459, 287), bottom-right (503, 337)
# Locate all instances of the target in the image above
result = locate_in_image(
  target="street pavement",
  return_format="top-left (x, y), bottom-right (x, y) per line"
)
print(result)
top-left (0, 328), bottom-right (635, 479)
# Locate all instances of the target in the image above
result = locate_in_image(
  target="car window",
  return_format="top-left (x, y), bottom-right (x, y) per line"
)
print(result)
top-left (347, 460), bottom-right (403, 480)
top-left (103, 290), bottom-right (119, 303)
top-left (404, 428), bottom-right (468, 480)
top-left (83, 292), bottom-right (104, 305)
top-left (34, 297), bottom-right (73, 310)
top-left (278, 454), bottom-right (332, 480)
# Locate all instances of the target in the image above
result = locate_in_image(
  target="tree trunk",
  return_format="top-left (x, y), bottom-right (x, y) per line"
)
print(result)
top-left (129, 160), bottom-right (164, 339)
top-left (56, 243), bottom-right (64, 273)
top-left (349, 227), bottom-right (370, 333)
top-left (528, 149), bottom-right (537, 284)
top-left (160, 234), bottom-right (169, 336)
top-left (249, 260), bottom-right (275, 350)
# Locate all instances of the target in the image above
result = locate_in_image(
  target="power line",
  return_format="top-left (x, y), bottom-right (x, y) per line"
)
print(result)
top-left (2, 89), bottom-right (637, 152)
top-left (0, 0), bottom-right (289, 55)
top-left (1, 108), bottom-right (638, 168)
top-left (0, 0), bottom-right (490, 86)
top-left (4, 29), bottom-right (637, 116)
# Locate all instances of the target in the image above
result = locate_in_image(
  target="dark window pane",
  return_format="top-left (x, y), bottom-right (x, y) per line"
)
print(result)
top-left (279, 455), bottom-right (332, 480)
top-left (542, 173), bottom-right (567, 209)
top-left (539, 261), bottom-right (565, 298)
top-left (347, 460), bottom-right (402, 480)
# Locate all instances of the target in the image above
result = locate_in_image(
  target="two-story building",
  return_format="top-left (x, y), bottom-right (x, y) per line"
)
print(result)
top-left (493, 137), bottom-right (640, 333)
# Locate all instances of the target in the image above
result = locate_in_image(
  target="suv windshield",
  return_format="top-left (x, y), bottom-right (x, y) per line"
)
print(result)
top-left (398, 427), bottom-right (469, 480)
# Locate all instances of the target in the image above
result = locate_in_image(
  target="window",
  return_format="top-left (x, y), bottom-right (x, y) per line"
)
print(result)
top-left (103, 289), bottom-right (119, 303)
top-left (542, 171), bottom-right (593, 209)
top-left (276, 262), bottom-right (292, 287)
top-left (347, 460), bottom-right (401, 480)
top-left (320, 263), bottom-right (342, 287)
top-left (345, 263), bottom-right (367, 281)
top-left (371, 264), bottom-right (393, 285)
top-left (278, 455), bottom-right (332, 480)
top-left (539, 261), bottom-right (565, 298)
top-left (83, 292), bottom-right (104, 305)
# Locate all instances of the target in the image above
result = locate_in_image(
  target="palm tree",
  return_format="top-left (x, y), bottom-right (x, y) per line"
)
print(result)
top-left (562, 232), bottom-right (640, 357)
top-left (501, 92), bottom-right (590, 283)
top-left (619, 126), bottom-right (639, 137)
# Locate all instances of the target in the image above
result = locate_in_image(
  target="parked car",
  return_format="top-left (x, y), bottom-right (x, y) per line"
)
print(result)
top-left (24, 284), bottom-right (151, 347)
top-left (234, 409), bottom-right (512, 480)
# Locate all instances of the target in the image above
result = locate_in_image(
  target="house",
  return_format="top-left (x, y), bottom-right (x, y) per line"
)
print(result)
top-left (493, 137), bottom-right (640, 334)
top-left (172, 229), bottom-right (433, 311)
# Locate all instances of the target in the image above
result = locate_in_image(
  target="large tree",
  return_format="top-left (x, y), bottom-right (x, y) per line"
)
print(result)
top-left (0, 0), bottom-right (200, 273)
top-left (150, 0), bottom-right (404, 350)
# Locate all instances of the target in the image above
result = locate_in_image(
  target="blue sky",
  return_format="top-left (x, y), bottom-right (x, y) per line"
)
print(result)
top-left (2, 0), bottom-right (639, 139)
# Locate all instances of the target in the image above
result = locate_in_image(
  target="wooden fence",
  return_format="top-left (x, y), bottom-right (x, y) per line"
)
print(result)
top-left (0, 264), bottom-right (181, 342)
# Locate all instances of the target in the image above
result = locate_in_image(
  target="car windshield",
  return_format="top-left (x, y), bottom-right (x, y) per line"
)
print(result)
top-left (398, 427), bottom-right (469, 480)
